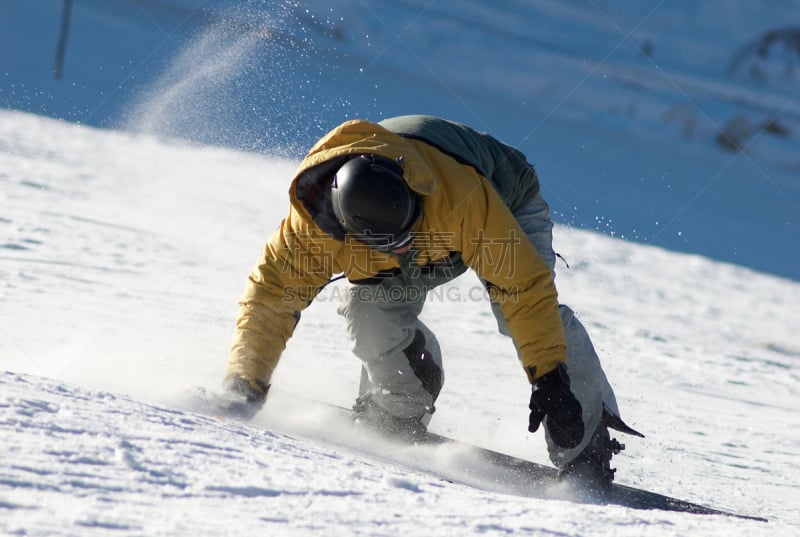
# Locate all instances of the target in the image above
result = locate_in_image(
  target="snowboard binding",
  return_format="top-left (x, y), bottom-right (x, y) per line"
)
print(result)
top-left (352, 395), bottom-right (430, 441)
top-left (558, 408), bottom-right (643, 499)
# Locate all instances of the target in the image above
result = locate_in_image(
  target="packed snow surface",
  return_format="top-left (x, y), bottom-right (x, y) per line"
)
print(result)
top-left (2, 111), bottom-right (799, 536)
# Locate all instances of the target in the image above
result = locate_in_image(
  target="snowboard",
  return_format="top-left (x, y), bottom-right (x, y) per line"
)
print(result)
top-left (406, 427), bottom-right (766, 520)
top-left (191, 388), bottom-right (767, 522)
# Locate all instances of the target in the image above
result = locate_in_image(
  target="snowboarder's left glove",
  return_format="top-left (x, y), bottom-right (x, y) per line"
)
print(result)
top-left (528, 364), bottom-right (584, 449)
top-left (218, 376), bottom-right (269, 420)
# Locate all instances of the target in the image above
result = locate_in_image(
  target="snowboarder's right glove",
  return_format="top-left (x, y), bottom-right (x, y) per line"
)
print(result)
top-left (528, 364), bottom-right (584, 449)
top-left (218, 376), bottom-right (269, 420)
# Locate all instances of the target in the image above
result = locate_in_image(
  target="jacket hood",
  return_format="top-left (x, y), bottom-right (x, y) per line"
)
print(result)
top-left (288, 120), bottom-right (437, 228)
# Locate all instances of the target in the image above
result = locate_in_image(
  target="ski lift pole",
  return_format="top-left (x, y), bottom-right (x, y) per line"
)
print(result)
top-left (54, 0), bottom-right (74, 80)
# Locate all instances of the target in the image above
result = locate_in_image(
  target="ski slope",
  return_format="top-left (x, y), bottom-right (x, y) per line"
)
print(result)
top-left (2, 110), bottom-right (799, 536)
top-left (3, 1), bottom-right (800, 534)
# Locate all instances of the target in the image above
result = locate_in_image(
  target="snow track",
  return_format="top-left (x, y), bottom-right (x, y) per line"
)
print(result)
top-left (0, 371), bottom-right (784, 536)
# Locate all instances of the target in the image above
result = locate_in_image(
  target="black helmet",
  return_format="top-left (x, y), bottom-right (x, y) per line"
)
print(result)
top-left (331, 154), bottom-right (421, 251)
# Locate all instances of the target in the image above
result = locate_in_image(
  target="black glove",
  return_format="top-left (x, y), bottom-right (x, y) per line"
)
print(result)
top-left (528, 364), bottom-right (584, 449)
top-left (217, 377), bottom-right (269, 420)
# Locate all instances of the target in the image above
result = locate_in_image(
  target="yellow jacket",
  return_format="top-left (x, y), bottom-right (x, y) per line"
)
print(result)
top-left (226, 119), bottom-right (567, 390)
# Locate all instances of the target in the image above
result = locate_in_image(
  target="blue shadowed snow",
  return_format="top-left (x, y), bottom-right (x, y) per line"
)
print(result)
top-left (1, 0), bottom-right (798, 279)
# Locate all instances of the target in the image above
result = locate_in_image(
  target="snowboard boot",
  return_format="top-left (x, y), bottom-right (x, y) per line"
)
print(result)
top-left (558, 421), bottom-right (624, 500)
top-left (352, 395), bottom-right (430, 442)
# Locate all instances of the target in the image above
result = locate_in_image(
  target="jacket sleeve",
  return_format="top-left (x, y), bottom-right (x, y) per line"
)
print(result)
top-left (459, 179), bottom-right (567, 382)
top-left (225, 205), bottom-right (339, 388)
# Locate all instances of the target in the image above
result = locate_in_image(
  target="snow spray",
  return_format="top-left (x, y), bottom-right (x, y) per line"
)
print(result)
top-left (125, 2), bottom-right (330, 155)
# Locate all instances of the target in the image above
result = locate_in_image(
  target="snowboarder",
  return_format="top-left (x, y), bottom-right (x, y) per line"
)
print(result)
top-left (222, 115), bottom-right (641, 493)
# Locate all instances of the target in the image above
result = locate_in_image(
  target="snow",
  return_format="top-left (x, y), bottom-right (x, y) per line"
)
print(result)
top-left (2, 107), bottom-right (799, 537)
top-left (2, 1), bottom-right (800, 535)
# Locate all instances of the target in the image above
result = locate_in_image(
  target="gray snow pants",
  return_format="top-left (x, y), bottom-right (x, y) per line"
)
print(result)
top-left (337, 194), bottom-right (621, 467)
